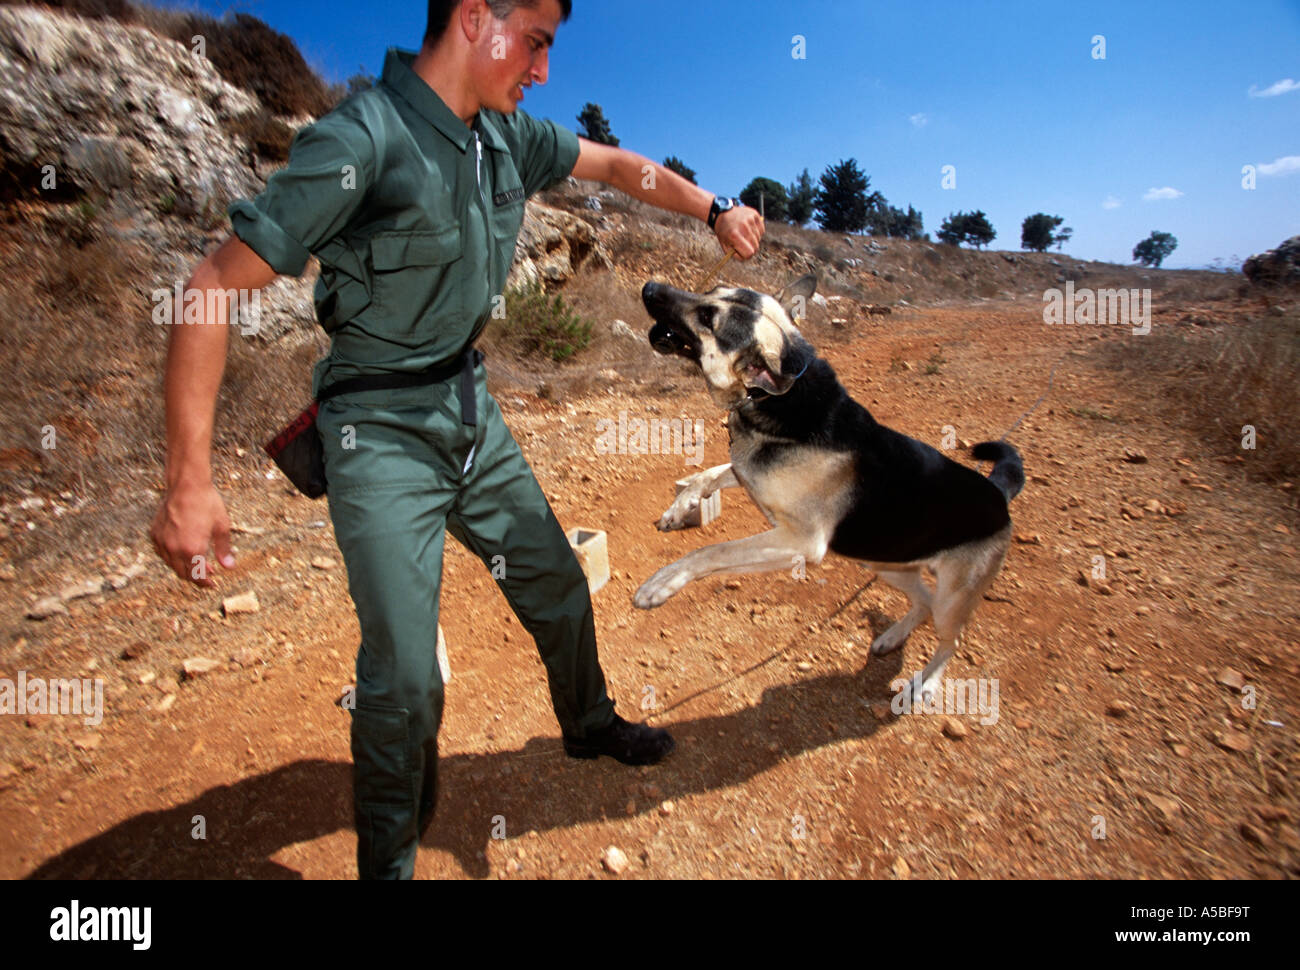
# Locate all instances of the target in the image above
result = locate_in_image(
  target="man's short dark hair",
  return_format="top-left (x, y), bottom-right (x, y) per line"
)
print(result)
top-left (425, 0), bottom-right (572, 47)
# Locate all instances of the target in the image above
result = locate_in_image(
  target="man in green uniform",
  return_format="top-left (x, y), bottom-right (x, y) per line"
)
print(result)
top-left (151, 0), bottom-right (764, 879)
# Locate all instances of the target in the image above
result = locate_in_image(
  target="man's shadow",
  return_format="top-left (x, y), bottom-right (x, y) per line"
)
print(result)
top-left (27, 647), bottom-right (904, 879)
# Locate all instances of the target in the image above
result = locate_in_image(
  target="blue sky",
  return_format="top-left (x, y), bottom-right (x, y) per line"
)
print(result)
top-left (168, 0), bottom-right (1299, 269)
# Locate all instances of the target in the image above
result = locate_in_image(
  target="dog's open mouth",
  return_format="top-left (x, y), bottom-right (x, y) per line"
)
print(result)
top-left (648, 320), bottom-right (695, 359)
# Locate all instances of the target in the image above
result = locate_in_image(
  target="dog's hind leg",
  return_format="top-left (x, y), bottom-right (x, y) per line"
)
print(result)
top-left (898, 529), bottom-right (1009, 709)
top-left (870, 568), bottom-right (932, 656)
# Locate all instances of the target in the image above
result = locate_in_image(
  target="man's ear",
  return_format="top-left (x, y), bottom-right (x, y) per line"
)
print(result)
top-left (460, 0), bottom-right (490, 43)
top-left (774, 274), bottom-right (817, 320)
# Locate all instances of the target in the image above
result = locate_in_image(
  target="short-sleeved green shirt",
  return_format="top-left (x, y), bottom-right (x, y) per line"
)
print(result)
top-left (229, 47), bottom-right (580, 396)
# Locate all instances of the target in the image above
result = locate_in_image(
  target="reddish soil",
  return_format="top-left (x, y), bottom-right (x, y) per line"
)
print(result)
top-left (1, 298), bottom-right (1297, 879)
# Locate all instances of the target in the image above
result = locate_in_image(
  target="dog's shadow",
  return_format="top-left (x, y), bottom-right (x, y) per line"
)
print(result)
top-left (25, 652), bottom-right (904, 879)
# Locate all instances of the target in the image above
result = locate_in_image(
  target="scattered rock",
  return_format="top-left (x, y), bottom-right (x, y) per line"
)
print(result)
top-left (310, 556), bottom-right (337, 571)
top-left (222, 591), bottom-right (260, 615)
top-left (1105, 700), bottom-right (1132, 718)
top-left (1215, 668), bottom-right (1245, 690)
top-left (58, 577), bottom-right (104, 601)
top-left (1214, 730), bottom-right (1252, 753)
top-left (0, 564), bottom-right (15, 582)
top-left (892, 856), bottom-right (910, 879)
top-left (156, 694), bottom-right (176, 713)
top-left (659, 800), bottom-right (674, 816)
top-left (26, 596), bottom-right (67, 620)
top-left (1122, 449), bottom-right (1148, 464)
top-left (74, 734), bottom-right (101, 751)
top-left (601, 846), bottom-right (629, 875)
top-left (182, 657), bottom-right (220, 679)
top-left (1146, 794), bottom-right (1181, 825)
top-left (121, 641), bottom-right (149, 660)
top-left (941, 717), bottom-right (969, 739)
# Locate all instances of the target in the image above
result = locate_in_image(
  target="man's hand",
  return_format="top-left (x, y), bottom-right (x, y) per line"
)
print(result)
top-left (152, 234), bottom-right (277, 587)
top-left (151, 480), bottom-right (235, 588)
top-left (714, 205), bottom-right (765, 260)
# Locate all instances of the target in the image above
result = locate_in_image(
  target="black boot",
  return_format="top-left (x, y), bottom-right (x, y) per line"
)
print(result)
top-left (563, 714), bottom-right (675, 765)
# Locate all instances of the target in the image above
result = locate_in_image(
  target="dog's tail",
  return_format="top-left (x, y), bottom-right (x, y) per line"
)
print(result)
top-left (972, 441), bottom-right (1025, 502)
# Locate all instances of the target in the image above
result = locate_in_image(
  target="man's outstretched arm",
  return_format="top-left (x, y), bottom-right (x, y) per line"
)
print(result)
top-left (150, 235), bottom-right (278, 587)
top-left (571, 137), bottom-right (765, 260)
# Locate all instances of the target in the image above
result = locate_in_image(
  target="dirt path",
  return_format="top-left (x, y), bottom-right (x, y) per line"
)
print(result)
top-left (2, 298), bottom-right (1296, 879)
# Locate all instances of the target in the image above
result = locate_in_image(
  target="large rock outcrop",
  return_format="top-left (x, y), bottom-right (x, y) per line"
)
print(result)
top-left (1242, 236), bottom-right (1300, 286)
top-left (0, 4), bottom-right (604, 343)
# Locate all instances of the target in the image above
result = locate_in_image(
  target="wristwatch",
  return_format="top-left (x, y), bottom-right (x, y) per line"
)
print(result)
top-left (708, 196), bottom-right (740, 230)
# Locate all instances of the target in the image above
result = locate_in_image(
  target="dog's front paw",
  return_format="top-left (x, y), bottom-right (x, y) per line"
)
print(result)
top-left (656, 491), bottom-right (702, 532)
top-left (870, 625), bottom-right (909, 656)
top-left (633, 565), bottom-right (689, 609)
top-left (890, 671), bottom-right (939, 715)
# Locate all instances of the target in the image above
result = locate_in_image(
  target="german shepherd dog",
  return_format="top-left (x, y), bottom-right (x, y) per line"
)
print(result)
top-left (635, 275), bottom-right (1025, 707)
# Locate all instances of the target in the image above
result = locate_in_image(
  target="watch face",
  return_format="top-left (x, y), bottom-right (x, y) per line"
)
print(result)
top-left (717, 198), bottom-right (735, 212)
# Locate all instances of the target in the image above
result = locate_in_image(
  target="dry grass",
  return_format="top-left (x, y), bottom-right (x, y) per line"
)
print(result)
top-left (0, 207), bottom-right (325, 571)
top-left (1098, 304), bottom-right (1299, 482)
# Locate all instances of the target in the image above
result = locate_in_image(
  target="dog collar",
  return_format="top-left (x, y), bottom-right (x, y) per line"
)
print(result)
top-left (744, 357), bottom-right (811, 401)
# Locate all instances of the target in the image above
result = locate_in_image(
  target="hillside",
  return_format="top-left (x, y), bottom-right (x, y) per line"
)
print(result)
top-left (1, 3), bottom-right (1297, 881)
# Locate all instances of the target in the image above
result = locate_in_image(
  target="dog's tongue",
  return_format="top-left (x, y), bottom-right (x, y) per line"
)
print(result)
top-left (746, 362), bottom-right (779, 394)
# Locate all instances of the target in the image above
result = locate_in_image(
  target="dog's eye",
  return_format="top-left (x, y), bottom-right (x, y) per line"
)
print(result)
top-left (696, 306), bottom-right (716, 332)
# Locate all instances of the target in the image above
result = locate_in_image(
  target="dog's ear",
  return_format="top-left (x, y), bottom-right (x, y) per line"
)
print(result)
top-left (774, 274), bottom-right (818, 321)
top-left (744, 333), bottom-right (816, 396)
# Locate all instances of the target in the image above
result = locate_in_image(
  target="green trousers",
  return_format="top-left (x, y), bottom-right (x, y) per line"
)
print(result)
top-left (317, 357), bottom-right (615, 879)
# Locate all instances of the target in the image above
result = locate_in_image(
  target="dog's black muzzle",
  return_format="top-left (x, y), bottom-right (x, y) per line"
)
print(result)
top-left (643, 281), bottom-right (699, 360)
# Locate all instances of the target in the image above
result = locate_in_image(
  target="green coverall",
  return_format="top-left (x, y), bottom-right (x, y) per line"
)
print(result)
top-left (229, 48), bottom-right (616, 879)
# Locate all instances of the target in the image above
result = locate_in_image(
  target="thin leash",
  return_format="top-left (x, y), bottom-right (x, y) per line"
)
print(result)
top-left (695, 250), bottom-right (734, 291)
top-left (998, 348), bottom-right (1071, 441)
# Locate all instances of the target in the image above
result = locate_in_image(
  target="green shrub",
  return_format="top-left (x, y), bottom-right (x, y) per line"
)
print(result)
top-left (502, 280), bottom-right (593, 362)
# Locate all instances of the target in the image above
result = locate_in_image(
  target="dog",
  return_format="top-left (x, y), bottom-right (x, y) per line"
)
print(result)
top-left (634, 274), bottom-right (1024, 708)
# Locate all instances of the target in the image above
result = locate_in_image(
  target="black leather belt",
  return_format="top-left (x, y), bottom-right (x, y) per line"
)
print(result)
top-left (317, 348), bottom-right (484, 426)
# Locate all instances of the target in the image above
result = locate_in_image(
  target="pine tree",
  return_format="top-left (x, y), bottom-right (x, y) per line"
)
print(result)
top-left (663, 156), bottom-right (697, 184)
top-left (786, 168), bottom-right (816, 226)
top-left (739, 177), bottom-right (789, 222)
top-left (576, 103), bottom-right (619, 146)
top-left (813, 159), bottom-right (879, 233)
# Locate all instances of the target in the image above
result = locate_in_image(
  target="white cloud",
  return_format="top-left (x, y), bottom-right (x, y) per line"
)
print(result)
top-left (1143, 186), bottom-right (1184, 201)
top-left (1257, 155), bottom-right (1300, 176)
top-left (909, 113), bottom-right (928, 128)
top-left (1102, 195), bottom-right (1122, 210)
top-left (1248, 78), bottom-right (1299, 98)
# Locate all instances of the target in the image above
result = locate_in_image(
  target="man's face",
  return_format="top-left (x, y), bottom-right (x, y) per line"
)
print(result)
top-left (471, 0), bottom-right (563, 114)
